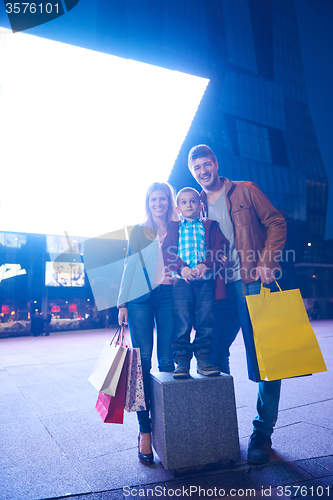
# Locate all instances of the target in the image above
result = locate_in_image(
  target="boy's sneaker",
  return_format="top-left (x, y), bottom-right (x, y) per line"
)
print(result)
top-left (173, 352), bottom-right (191, 379)
top-left (196, 351), bottom-right (220, 376)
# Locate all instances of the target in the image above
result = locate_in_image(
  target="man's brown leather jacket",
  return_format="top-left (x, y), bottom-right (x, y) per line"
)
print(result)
top-left (200, 177), bottom-right (287, 284)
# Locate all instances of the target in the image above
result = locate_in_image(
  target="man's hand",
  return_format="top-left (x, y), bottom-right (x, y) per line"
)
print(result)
top-left (181, 266), bottom-right (197, 283)
top-left (118, 307), bottom-right (128, 326)
top-left (255, 266), bottom-right (275, 284)
top-left (193, 263), bottom-right (210, 279)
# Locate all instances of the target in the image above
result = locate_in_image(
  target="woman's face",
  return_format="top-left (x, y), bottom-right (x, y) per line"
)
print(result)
top-left (148, 190), bottom-right (169, 221)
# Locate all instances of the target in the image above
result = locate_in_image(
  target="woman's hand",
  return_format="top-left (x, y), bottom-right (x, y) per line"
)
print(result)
top-left (118, 307), bottom-right (128, 326)
top-left (217, 253), bottom-right (228, 269)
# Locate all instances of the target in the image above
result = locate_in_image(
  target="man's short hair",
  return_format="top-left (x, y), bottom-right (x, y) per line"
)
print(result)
top-left (176, 187), bottom-right (201, 206)
top-left (188, 144), bottom-right (217, 168)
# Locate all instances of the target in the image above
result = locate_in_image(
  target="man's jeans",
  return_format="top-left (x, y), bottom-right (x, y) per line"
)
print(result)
top-left (172, 279), bottom-right (214, 357)
top-left (128, 284), bottom-right (175, 433)
top-left (212, 279), bottom-right (281, 437)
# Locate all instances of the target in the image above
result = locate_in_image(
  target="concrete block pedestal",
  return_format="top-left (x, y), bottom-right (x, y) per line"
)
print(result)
top-left (150, 370), bottom-right (240, 470)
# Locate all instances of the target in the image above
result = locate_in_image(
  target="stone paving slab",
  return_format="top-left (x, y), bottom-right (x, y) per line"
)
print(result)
top-left (277, 399), bottom-right (333, 431)
top-left (1, 459), bottom-right (90, 500)
top-left (265, 422), bottom-right (333, 462)
top-left (0, 391), bottom-right (38, 426)
top-left (278, 373), bottom-right (333, 411)
top-left (50, 359), bottom-right (99, 382)
top-left (232, 404), bottom-right (256, 439)
top-left (5, 363), bottom-right (76, 387)
top-left (72, 449), bottom-right (174, 492)
top-left (40, 409), bottom-right (139, 462)
top-left (0, 369), bottom-right (21, 394)
top-left (17, 380), bottom-right (96, 417)
top-left (294, 456), bottom-right (333, 479)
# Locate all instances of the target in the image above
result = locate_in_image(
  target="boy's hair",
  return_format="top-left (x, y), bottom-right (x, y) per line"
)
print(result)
top-left (176, 187), bottom-right (201, 206)
top-left (188, 144), bottom-right (217, 169)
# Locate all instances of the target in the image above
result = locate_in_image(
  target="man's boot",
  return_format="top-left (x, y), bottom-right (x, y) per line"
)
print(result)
top-left (196, 349), bottom-right (220, 376)
top-left (173, 351), bottom-right (191, 379)
top-left (247, 430), bottom-right (272, 465)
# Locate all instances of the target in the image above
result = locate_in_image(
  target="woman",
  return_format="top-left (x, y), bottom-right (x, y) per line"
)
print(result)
top-left (117, 182), bottom-right (178, 465)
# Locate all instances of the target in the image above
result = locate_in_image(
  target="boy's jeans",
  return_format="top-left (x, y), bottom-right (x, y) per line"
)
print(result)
top-left (172, 278), bottom-right (214, 356)
top-left (212, 279), bottom-right (281, 438)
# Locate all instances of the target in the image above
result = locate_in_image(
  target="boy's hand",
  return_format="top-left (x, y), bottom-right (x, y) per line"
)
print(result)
top-left (181, 266), bottom-right (197, 283)
top-left (194, 263), bottom-right (210, 279)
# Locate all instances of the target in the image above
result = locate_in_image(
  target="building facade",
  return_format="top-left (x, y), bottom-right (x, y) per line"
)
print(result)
top-left (96, 0), bottom-right (329, 297)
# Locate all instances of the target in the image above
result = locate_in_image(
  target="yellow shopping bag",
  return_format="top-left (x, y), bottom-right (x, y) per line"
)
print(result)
top-left (245, 283), bottom-right (327, 381)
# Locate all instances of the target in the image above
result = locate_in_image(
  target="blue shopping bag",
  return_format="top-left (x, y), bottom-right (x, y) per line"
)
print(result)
top-left (237, 296), bottom-right (261, 382)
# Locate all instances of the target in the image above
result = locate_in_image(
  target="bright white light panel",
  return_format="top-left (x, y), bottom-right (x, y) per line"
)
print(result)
top-left (0, 27), bottom-right (209, 237)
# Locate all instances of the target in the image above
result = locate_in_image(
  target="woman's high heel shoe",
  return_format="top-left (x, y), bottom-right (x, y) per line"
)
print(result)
top-left (138, 433), bottom-right (154, 465)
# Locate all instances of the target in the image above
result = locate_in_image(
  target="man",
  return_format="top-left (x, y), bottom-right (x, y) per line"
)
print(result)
top-left (188, 144), bottom-right (287, 465)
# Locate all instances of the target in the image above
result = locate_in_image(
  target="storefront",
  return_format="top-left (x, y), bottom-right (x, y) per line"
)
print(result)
top-left (0, 231), bottom-right (119, 337)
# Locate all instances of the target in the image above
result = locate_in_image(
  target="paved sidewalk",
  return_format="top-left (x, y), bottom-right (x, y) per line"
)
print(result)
top-left (0, 321), bottom-right (332, 500)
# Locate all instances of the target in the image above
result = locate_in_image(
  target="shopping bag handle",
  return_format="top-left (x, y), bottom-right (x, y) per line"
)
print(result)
top-left (123, 326), bottom-right (133, 349)
top-left (274, 280), bottom-right (283, 292)
top-left (110, 325), bottom-right (127, 346)
top-left (260, 280), bottom-right (283, 297)
top-left (243, 279), bottom-right (283, 297)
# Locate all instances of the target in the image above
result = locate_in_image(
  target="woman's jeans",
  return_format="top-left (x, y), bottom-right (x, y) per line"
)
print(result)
top-left (128, 284), bottom-right (175, 433)
top-left (212, 279), bottom-right (281, 438)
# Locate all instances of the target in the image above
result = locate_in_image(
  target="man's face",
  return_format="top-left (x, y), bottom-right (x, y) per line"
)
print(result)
top-left (189, 156), bottom-right (219, 190)
top-left (177, 191), bottom-right (201, 222)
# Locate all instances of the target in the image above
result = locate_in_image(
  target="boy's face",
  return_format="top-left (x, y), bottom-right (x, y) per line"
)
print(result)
top-left (177, 191), bottom-right (201, 222)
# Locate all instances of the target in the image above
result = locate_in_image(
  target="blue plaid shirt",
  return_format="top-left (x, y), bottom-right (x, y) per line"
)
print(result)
top-left (177, 218), bottom-right (208, 279)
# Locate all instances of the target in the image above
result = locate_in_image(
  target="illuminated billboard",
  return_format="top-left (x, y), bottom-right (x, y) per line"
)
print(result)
top-left (45, 261), bottom-right (85, 287)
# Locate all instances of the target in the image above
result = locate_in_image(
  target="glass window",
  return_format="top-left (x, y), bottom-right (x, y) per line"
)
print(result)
top-left (221, 71), bottom-right (285, 130)
top-left (237, 120), bottom-right (272, 163)
top-left (4, 234), bottom-right (19, 248)
top-left (222, 0), bottom-right (257, 73)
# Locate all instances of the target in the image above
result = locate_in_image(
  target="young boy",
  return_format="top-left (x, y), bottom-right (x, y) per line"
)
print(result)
top-left (162, 187), bottom-right (229, 378)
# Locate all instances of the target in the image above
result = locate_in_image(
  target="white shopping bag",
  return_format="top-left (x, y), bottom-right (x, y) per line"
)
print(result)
top-left (88, 327), bottom-right (128, 396)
